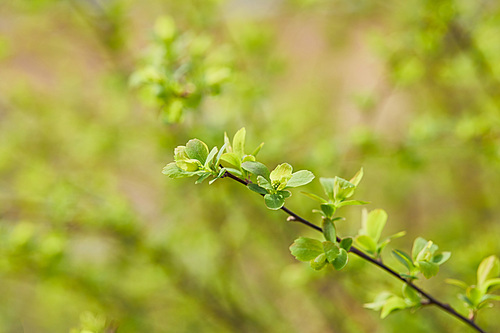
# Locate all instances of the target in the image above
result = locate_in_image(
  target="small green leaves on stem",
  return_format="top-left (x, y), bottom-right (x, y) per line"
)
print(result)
top-left (446, 255), bottom-right (500, 318)
top-left (392, 237), bottom-right (450, 279)
top-left (355, 209), bottom-right (405, 259)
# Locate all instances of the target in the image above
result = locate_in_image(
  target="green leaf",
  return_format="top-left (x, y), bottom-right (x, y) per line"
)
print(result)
top-left (215, 143), bottom-right (227, 164)
top-left (247, 183), bottom-right (268, 195)
top-left (319, 178), bottom-right (335, 201)
top-left (332, 248), bottom-right (348, 270)
top-left (363, 209), bottom-right (388, 243)
top-left (349, 168), bottom-right (364, 186)
top-left (333, 177), bottom-right (356, 201)
top-left (220, 152), bottom-right (241, 168)
top-left (340, 237), bottom-right (353, 251)
top-left (432, 252), bottom-right (451, 265)
top-left (232, 127), bottom-right (246, 158)
top-left (277, 190), bottom-right (291, 198)
top-left (484, 278), bottom-right (500, 292)
top-left (356, 235), bottom-right (377, 254)
top-left (392, 250), bottom-right (414, 271)
top-left (446, 278), bottom-right (469, 290)
top-left (289, 237), bottom-right (324, 261)
top-left (402, 284), bottom-right (421, 305)
top-left (204, 146), bottom-right (218, 168)
top-left (323, 241), bottom-right (340, 262)
top-left (195, 173), bottom-right (211, 184)
top-left (176, 159), bottom-right (203, 172)
top-left (209, 168), bottom-right (226, 184)
top-left (477, 255), bottom-right (500, 288)
top-left (301, 191), bottom-right (328, 203)
top-left (242, 155), bottom-right (255, 162)
top-left (264, 193), bottom-right (285, 210)
top-left (412, 237), bottom-right (429, 262)
top-left (336, 200), bottom-right (370, 208)
top-left (257, 176), bottom-right (273, 191)
top-left (185, 139), bottom-right (209, 164)
top-left (322, 219), bottom-right (336, 243)
top-left (286, 170), bottom-right (315, 188)
top-left (241, 161), bottom-right (270, 180)
top-left (364, 292), bottom-right (392, 311)
top-left (380, 296), bottom-right (407, 319)
top-left (320, 203), bottom-right (335, 219)
top-left (417, 261), bottom-right (439, 279)
top-left (251, 142), bottom-right (264, 157)
top-left (467, 286), bottom-right (483, 306)
top-left (162, 163), bottom-right (191, 178)
top-left (310, 253), bottom-right (327, 271)
top-left (270, 163), bottom-right (293, 183)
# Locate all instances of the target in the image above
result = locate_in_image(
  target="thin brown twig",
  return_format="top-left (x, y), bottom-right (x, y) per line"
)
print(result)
top-left (222, 169), bottom-right (487, 333)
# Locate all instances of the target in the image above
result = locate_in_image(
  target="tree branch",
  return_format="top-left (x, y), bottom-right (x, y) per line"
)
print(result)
top-left (222, 170), bottom-right (487, 333)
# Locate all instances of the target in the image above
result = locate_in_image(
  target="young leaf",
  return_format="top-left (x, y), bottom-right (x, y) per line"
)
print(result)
top-left (270, 163), bottom-right (293, 183)
top-left (356, 235), bottom-right (377, 254)
top-left (380, 296), bottom-right (407, 319)
top-left (264, 193), bottom-right (285, 210)
top-left (336, 200), bottom-right (370, 208)
top-left (432, 252), bottom-right (451, 265)
top-left (301, 191), bottom-right (328, 203)
top-left (320, 203), bottom-right (335, 219)
top-left (402, 284), bottom-right (421, 304)
top-left (333, 177), bottom-right (356, 201)
top-left (477, 255), bottom-right (500, 288)
top-left (323, 241), bottom-right (340, 262)
top-left (195, 173), bottom-right (211, 184)
top-left (322, 219), bottom-right (336, 243)
top-left (185, 139), bottom-right (209, 164)
top-left (251, 142), bottom-right (264, 157)
top-left (332, 248), bottom-right (348, 270)
top-left (204, 146), bottom-right (218, 169)
top-left (484, 278), bottom-right (500, 292)
top-left (340, 237), bottom-right (353, 251)
top-left (241, 161), bottom-right (270, 180)
top-left (286, 170), bottom-right (315, 188)
top-left (162, 163), bottom-right (190, 178)
top-left (446, 278), bottom-right (469, 290)
top-left (247, 183), bottom-right (268, 195)
top-left (363, 209), bottom-right (388, 243)
top-left (310, 253), bottom-right (327, 270)
top-left (290, 237), bottom-right (324, 261)
top-left (412, 237), bottom-right (429, 262)
top-left (393, 250), bottom-right (414, 271)
top-left (232, 127), bottom-right (246, 158)
top-left (349, 168), bottom-right (364, 186)
top-left (417, 261), bottom-right (439, 279)
top-left (220, 152), bottom-right (241, 169)
top-left (319, 178), bottom-right (335, 201)
top-left (257, 176), bottom-right (273, 191)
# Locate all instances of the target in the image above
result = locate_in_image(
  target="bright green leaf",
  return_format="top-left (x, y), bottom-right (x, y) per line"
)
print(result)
top-left (232, 127), bottom-right (246, 158)
top-left (270, 163), bottom-right (293, 183)
top-left (247, 183), bottom-right (268, 195)
top-left (310, 253), bottom-right (327, 270)
top-left (381, 296), bottom-right (407, 319)
top-left (432, 252), bottom-right (451, 265)
top-left (286, 170), bottom-right (315, 188)
top-left (402, 284), bottom-right (421, 304)
top-left (417, 261), bottom-right (439, 279)
top-left (301, 191), bottom-right (328, 203)
top-left (241, 161), bottom-right (270, 180)
top-left (319, 178), bottom-right (335, 201)
top-left (356, 235), bottom-right (377, 254)
top-left (322, 219), bottom-right (336, 243)
top-left (320, 203), bottom-right (335, 219)
top-left (289, 237), bottom-right (324, 261)
top-left (185, 139), bottom-right (209, 164)
top-left (340, 237), bottom-right (353, 251)
top-left (264, 193), bottom-right (285, 210)
top-left (477, 255), bottom-right (500, 288)
top-left (364, 209), bottom-right (387, 243)
top-left (162, 163), bottom-right (191, 178)
top-left (333, 177), bottom-right (356, 201)
top-left (251, 142), bottom-right (264, 157)
top-left (336, 200), bottom-right (370, 208)
top-left (393, 250), bottom-right (414, 271)
top-left (412, 237), bottom-right (429, 262)
top-left (220, 152), bottom-right (241, 168)
top-left (332, 248), bottom-right (348, 270)
top-left (446, 278), bottom-right (469, 290)
top-left (323, 241), bottom-right (340, 262)
top-left (349, 168), bottom-right (364, 186)
top-left (257, 176), bottom-right (273, 191)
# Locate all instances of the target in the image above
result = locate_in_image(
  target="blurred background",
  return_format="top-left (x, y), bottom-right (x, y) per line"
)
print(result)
top-left (1, 0), bottom-right (500, 332)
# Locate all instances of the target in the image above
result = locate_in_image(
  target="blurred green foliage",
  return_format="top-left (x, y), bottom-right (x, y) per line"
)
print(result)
top-left (1, 0), bottom-right (500, 332)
